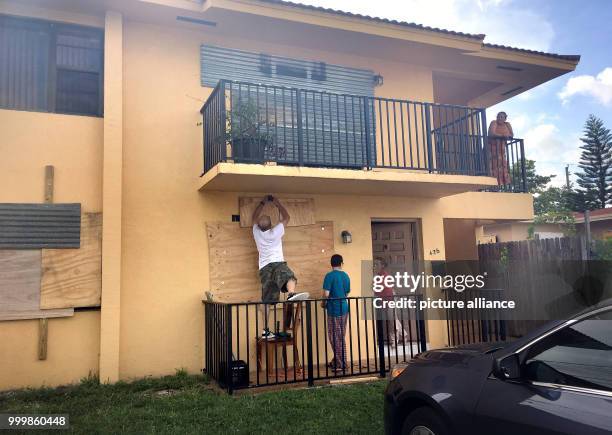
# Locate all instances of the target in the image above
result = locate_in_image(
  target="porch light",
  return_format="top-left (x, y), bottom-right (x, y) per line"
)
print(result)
top-left (373, 74), bottom-right (384, 87)
top-left (341, 230), bottom-right (352, 244)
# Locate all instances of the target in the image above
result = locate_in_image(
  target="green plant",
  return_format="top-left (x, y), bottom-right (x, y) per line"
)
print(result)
top-left (592, 238), bottom-right (612, 261)
top-left (527, 225), bottom-right (535, 240)
top-left (174, 368), bottom-right (188, 378)
top-left (79, 371), bottom-right (99, 387)
top-left (499, 245), bottom-right (509, 266)
top-left (531, 210), bottom-right (577, 237)
top-left (575, 115), bottom-right (612, 209)
top-left (225, 99), bottom-right (275, 157)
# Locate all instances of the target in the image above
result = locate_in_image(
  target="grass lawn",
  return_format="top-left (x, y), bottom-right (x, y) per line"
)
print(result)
top-left (0, 373), bottom-right (387, 434)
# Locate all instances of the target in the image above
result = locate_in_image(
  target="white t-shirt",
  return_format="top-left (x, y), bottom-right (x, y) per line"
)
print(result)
top-left (253, 223), bottom-right (285, 270)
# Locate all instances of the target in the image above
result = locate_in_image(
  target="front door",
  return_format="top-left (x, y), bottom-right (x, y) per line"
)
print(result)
top-left (371, 222), bottom-right (417, 279)
top-left (371, 222), bottom-right (420, 345)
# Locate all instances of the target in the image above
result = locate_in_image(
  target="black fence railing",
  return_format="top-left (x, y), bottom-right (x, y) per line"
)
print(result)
top-left (444, 288), bottom-right (508, 346)
top-left (203, 296), bottom-right (427, 393)
top-left (505, 137), bottom-right (527, 192)
top-left (200, 80), bottom-right (527, 192)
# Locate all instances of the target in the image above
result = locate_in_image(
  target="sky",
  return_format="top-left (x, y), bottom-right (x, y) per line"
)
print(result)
top-left (294, 0), bottom-right (612, 187)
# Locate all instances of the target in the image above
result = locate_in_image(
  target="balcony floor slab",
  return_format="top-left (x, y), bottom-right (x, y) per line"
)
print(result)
top-left (198, 163), bottom-right (498, 198)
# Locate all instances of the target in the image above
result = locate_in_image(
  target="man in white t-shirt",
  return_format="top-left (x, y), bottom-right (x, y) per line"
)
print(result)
top-left (253, 195), bottom-right (304, 339)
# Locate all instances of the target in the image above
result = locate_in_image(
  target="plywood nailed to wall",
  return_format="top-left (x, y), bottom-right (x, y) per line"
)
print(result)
top-left (206, 221), bottom-right (334, 302)
top-left (239, 197), bottom-right (315, 228)
top-left (0, 250), bottom-right (74, 321)
top-left (0, 250), bottom-right (41, 311)
top-left (40, 213), bottom-right (102, 309)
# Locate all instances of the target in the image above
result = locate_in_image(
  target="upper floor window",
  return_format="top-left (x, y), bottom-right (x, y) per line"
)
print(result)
top-left (0, 15), bottom-right (103, 117)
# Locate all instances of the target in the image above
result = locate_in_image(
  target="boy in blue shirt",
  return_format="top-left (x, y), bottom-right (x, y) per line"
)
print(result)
top-left (322, 254), bottom-right (350, 371)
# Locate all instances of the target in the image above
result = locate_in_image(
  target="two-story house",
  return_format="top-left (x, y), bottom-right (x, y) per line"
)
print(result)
top-left (0, 0), bottom-right (579, 390)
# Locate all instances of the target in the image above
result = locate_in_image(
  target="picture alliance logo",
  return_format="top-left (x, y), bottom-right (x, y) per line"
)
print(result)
top-left (372, 272), bottom-right (488, 293)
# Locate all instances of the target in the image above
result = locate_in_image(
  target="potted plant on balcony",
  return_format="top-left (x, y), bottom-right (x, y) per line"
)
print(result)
top-left (225, 100), bottom-right (275, 163)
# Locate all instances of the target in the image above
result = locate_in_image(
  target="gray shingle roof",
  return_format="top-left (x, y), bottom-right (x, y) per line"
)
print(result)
top-left (257, 0), bottom-right (485, 40)
top-left (484, 43), bottom-right (580, 62)
top-left (256, 0), bottom-right (580, 62)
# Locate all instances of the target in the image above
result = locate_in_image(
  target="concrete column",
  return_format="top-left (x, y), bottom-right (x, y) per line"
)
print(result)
top-left (99, 10), bottom-right (123, 383)
top-left (421, 213), bottom-right (449, 349)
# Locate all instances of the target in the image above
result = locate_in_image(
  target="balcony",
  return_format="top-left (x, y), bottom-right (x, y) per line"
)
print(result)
top-left (199, 80), bottom-right (527, 196)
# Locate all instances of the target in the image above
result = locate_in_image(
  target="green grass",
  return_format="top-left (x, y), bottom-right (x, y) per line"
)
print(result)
top-left (0, 375), bottom-right (387, 434)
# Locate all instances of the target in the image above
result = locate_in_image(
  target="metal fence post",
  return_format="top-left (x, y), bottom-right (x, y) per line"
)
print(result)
top-left (201, 108), bottom-right (206, 176)
top-left (204, 303), bottom-right (209, 376)
top-left (481, 109), bottom-right (489, 176)
top-left (519, 139), bottom-right (527, 192)
top-left (363, 97), bottom-right (372, 169)
top-left (376, 307), bottom-right (386, 378)
top-left (305, 300), bottom-right (314, 387)
top-left (220, 80), bottom-right (227, 162)
top-left (424, 103), bottom-right (434, 172)
top-left (296, 89), bottom-right (304, 166)
top-left (225, 304), bottom-right (233, 394)
top-left (416, 295), bottom-right (427, 352)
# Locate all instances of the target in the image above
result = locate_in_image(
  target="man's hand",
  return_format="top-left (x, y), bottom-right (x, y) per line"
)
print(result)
top-left (252, 196), bottom-right (268, 224)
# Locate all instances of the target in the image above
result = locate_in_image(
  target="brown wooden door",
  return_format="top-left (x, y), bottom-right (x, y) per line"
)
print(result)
top-left (372, 222), bottom-right (420, 344)
top-left (371, 222), bottom-right (417, 283)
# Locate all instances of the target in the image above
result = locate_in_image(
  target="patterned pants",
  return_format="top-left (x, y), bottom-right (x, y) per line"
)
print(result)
top-left (488, 139), bottom-right (510, 186)
top-left (327, 313), bottom-right (348, 369)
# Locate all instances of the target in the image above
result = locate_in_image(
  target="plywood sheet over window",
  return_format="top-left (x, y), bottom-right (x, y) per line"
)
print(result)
top-left (206, 221), bottom-right (334, 302)
top-left (40, 213), bottom-right (102, 309)
top-left (0, 250), bottom-right (73, 321)
top-left (239, 197), bottom-right (315, 228)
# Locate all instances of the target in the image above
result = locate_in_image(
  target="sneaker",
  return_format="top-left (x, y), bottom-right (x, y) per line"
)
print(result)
top-left (261, 328), bottom-right (276, 340)
top-left (287, 292), bottom-right (310, 301)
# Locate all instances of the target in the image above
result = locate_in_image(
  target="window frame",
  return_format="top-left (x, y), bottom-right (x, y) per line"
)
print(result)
top-left (0, 14), bottom-right (104, 117)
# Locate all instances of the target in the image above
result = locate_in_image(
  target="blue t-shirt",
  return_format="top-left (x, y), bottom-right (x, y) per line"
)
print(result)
top-left (323, 269), bottom-right (350, 317)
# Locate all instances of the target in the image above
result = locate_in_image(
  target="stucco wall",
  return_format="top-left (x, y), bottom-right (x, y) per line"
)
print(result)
top-left (0, 312), bottom-right (100, 390)
top-left (0, 108), bottom-right (103, 390)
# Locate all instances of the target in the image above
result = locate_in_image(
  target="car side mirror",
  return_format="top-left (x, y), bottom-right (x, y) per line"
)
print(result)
top-left (493, 354), bottom-right (521, 380)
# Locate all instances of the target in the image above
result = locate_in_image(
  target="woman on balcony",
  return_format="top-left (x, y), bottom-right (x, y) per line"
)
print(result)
top-left (487, 112), bottom-right (514, 186)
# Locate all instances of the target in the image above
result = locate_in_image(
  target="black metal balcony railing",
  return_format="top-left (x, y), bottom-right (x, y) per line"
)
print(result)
top-left (204, 296), bottom-right (427, 393)
top-left (200, 80), bottom-right (527, 192)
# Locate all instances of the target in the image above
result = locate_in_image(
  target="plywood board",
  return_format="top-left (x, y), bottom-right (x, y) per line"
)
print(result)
top-left (239, 197), bottom-right (315, 228)
top-left (40, 213), bottom-right (102, 309)
top-left (0, 308), bottom-right (74, 321)
top-left (206, 221), bottom-right (333, 302)
top-left (0, 250), bottom-right (74, 321)
top-left (0, 250), bottom-right (41, 311)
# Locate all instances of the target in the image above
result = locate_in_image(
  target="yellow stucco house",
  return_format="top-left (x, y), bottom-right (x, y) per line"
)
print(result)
top-left (0, 0), bottom-right (580, 391)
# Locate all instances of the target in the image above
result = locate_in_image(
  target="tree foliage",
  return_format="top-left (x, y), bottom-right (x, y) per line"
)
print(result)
top-left (575, 115), bottom-right (612, 209)
top-left (524, 159), bottom-right (555, 194)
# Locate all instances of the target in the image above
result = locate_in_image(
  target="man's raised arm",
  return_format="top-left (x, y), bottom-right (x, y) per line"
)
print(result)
top-left (252, 197), bottom-right (267, 224)
top-left (273, 196), bottom-right (290, 226)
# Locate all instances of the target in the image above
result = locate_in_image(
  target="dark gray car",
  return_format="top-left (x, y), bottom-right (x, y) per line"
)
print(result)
top-left (384, 300), bottom-right (612, 435)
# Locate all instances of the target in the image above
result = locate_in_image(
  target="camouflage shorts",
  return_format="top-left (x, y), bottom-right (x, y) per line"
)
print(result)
top-left (259, 261), bottom-right (297, 303)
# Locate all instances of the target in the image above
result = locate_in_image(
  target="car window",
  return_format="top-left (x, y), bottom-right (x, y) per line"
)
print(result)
top-left (523, 309), bottom-right (612, 392)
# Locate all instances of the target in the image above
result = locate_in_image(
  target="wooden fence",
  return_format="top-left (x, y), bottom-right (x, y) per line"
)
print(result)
top-left (447, 236), bottom-right (611, 345)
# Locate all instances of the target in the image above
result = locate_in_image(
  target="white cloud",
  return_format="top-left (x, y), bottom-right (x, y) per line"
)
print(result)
top-left (522, 123), bottom-right (582, 187)
top-left (558, 67), bottom-right (612, 107)
top-left (295, 0), bottom-right (555, 51)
